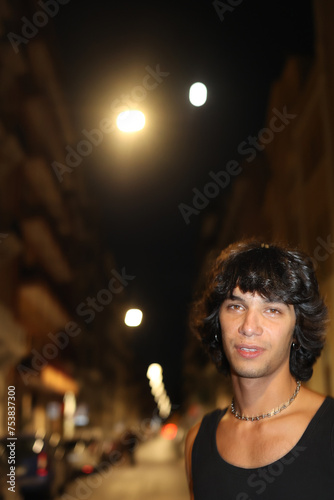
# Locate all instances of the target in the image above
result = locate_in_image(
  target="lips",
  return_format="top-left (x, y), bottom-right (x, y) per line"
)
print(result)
top-left (236, 345), bottom-right (264, 359)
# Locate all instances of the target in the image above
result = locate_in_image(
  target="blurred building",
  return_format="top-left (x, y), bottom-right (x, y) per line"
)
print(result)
top-left (0, 0), bottom-right (145, 438)
top-left (184, 0), bottom-right (334, 411)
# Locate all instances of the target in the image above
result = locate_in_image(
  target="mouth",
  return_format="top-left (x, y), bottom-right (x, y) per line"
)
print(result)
top-left (236, 345), bottom-right (264, 359)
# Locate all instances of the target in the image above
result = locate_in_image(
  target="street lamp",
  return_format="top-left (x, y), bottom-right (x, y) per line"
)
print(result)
top-left (124, 308), bottom-right (143, 327)
top-left (146, 363), bottom-right (171, 419)
top-left (116, 110), bottom-right (145, 132)
top-left (189, 82), bottom-right (207, 107)
top-left (146, 363), bottom-right (163, 381)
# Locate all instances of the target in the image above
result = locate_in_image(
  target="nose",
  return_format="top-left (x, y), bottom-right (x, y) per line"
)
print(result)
top-left (238, 308), bottom-right (263, 337)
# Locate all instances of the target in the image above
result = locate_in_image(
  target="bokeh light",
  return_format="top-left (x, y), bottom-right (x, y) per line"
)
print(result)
top-left (116, 110), bottom-right (145, 132)
top-left (146, 363), bottom-right (163, 381)
top-left (189, 82), bottom-right (207, 107)
top-left (124, 308), bottom-right (143, 327)
top-left (161, 423), bottom-right (178, 440)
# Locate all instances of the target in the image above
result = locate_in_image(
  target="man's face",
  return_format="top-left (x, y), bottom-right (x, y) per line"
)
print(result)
top-left (218, 287), bottom-right (296, 380)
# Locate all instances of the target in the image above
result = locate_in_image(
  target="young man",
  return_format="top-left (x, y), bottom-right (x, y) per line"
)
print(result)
top-left (185, 240), bottom-right (334, 500)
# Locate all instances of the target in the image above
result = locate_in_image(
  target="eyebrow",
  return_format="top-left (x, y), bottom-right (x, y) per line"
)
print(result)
top-left (228, 294), bottom-right (246, 302)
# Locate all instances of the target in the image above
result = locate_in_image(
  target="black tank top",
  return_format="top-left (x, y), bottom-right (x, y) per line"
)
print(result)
top-left (192, 396), bottom-right (334, 500)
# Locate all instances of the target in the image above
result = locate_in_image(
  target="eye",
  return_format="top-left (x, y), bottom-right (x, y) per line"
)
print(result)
top-left (266, 307), bottom-right (281, 315)
top-left (227, 304), bottom-right (243, 311)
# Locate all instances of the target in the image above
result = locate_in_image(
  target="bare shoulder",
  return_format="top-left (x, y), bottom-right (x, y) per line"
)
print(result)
top-left (185, 420), bottom-right (202, 464)
top-left (184, 420), bottom-right (202, 497)
top-left (186, 420), bottom-right (202, 445)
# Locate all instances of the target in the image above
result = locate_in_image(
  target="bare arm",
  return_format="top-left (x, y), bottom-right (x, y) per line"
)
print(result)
top-left (184, 421), bottom-right (201, 500)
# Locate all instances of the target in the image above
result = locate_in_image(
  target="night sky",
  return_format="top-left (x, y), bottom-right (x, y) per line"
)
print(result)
top-left (51, 0), bottom-right (315, 403)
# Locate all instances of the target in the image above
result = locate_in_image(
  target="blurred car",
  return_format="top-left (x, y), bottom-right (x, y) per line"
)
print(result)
top-left (62, 438), bottom-right (102, 479)
top-left (0, 434), bottom-right (66, 500)
top-left (100, 431), bottom-right (139, 466)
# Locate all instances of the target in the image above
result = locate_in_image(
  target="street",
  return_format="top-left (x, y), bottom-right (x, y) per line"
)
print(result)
top-left (59, 435), bottom-right (189, 500)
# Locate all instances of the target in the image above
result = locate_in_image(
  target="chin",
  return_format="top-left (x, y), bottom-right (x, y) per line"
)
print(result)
top-left (232, 365), bottom-right (271, 379)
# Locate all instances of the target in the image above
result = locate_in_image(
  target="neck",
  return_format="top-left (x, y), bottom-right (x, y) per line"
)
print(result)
top-left (230, 372), bottom-right (298, 418)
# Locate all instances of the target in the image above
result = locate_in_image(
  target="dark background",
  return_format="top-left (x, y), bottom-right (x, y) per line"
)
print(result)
top-left (51, 0), bottom-right (315, 403)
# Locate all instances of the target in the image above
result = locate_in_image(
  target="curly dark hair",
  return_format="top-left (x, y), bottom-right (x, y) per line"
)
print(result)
top-left (190, 239), bottom-right (328, 381)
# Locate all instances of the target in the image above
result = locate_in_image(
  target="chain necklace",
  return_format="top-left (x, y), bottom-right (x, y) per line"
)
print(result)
top-left (230, 380), bottom-right (301, 422)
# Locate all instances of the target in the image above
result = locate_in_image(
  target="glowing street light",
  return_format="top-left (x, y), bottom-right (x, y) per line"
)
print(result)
top-left (147, 363), bottom-right (163, 382)
top-left (152, 384), bottom-right (166, 400)
top-left (189, 82), bottom-right (207, 107)
top-left (124, 308), bottom-right (143, 327)
top-left (146, 363), bottom-right (171, 419)
top-left (116, 110), bottom-right (145, 132)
